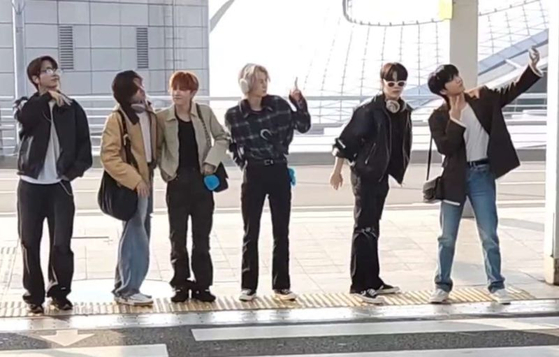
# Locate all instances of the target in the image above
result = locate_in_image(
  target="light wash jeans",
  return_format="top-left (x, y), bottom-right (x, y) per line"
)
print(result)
top-left (434, 164), bottom-right (505, 293)
top-left (113, 194), bottom-right (153, 297)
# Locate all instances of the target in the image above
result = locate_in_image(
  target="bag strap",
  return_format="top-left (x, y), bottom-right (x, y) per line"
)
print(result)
top-left (116, 110), bottom-right (138, 169)
top-left (426, 135), bottom-right (433, 181)
top-left (195, 103), bottom-right (212, 146)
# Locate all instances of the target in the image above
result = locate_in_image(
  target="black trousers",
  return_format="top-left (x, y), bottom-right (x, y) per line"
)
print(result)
top-left (241, 163), bottom-right (292, 291)
top-left (167, 168), bottom-right (215, 290)
top-left (350, 172), bottom-right (389, 293)
top-left (17, 180), bottom-right (75, 305)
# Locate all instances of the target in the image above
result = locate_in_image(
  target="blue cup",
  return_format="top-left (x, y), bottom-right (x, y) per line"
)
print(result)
top-left (204, 175), bottom-right (220, 191)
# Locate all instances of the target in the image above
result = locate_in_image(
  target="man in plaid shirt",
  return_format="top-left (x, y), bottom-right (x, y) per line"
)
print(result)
top-left (225, 64), bottom-right (311, 302)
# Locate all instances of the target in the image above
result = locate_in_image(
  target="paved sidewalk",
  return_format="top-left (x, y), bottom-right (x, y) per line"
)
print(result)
top-left (0, 205), bottom-right (556, 303)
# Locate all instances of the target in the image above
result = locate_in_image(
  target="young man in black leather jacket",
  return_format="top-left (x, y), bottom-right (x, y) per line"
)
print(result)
top-left (15, 56), bottom-right (92, 313)
top-left (330, 63), bottom-right (412, 304)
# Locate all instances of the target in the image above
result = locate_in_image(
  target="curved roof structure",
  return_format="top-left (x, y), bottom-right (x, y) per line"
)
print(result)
top-left (210, 0), bottom-right (548, 98)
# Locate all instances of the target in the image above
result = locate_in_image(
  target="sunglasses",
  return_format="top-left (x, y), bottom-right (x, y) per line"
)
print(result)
top-left (383, 80), bottom-right (407, 88)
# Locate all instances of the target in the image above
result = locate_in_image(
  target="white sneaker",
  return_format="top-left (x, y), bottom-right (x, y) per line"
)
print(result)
top-left (273, 289), bottom-right (297, 301)
top-left (429, 289), bottom-right (450, 304)
top-left (490, 289), bottom-right (512, 305)
top-left (115, 293), bottom-right (154, 306)
top-left (239, 289), bottom-right (257, 302)
top-left (138, 292), bottom-right (152, 299)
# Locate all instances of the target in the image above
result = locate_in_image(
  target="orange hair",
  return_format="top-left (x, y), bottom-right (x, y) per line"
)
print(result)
top-left (169, 71), bottom-right (199, 91)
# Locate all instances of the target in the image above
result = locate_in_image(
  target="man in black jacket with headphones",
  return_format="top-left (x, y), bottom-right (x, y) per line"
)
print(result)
top-left (15, 56), bottom-right (92, 313)
top-left (330, 62), bottom-right (412, 304)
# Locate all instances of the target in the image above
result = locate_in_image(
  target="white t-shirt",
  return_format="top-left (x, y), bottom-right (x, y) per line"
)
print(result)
top-left (138, 112), bottom-right (152, 164)
top-left (451, 103), bottom-right (489, 162)
top-left (21, 101), bottom-right (61, 184)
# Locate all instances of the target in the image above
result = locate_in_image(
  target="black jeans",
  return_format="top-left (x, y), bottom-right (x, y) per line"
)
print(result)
top-left (167, 168), bottom-right (215, 290)
top-left (350, 172), bottom-right (389, 293)
top-left (17, 180), bottom-right (75, 305)
top-left (241, 163), bottom-right (292, 291)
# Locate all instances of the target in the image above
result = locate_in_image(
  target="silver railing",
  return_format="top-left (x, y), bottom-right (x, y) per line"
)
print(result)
top-left (0, 93), bottom-right (548, 155)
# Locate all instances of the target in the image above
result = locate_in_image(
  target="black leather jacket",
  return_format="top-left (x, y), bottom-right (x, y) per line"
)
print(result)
top-left (333, 94), bottom-right (412, 184)
top-left (15, 92), bottom-right (92, 181)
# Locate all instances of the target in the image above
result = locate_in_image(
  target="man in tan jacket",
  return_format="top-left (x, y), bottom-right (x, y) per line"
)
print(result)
top-left (100, 71), bottom-right (157, 306)
top-left (157, 71), bottom-right (229, 303)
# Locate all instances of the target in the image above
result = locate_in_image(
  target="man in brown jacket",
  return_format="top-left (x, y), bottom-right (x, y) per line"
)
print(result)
top-left (101, 71), bottom-right (157, 306)
top-left (426, 48), bottom-right (542, 305)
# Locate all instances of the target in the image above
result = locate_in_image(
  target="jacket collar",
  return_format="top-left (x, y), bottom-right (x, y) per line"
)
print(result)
top-left (239, 95), bottom-right (274, 118)
top-left (164, 102), bottom-right (200, 122)
top-left (436, 93), bottom-right (480, 114)
top-left (464, 92), bottom-right (490, 133)
top-left (114, 103), bottom-right (155, 123)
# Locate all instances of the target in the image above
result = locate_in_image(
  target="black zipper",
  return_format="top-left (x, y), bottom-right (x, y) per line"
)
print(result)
top-left (402, 113), bottom-right (411, 168)
top-left (378, 108), bottom-right (392, 182)
top-left (364, 142), bottom-right (377, 165)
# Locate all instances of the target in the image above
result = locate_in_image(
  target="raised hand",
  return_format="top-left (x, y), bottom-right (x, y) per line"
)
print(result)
top-left (48, 90), bottom-right (71, 107)
top-left (529, 47), bottom-right (540, 69)
top-left (289, 77), bottom-right (303, 102)
top-left (449, 94), bottom-right (466, 121)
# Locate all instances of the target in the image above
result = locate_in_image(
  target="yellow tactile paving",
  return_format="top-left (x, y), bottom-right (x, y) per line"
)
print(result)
top-left (0, 287), bottom-right (535, 317)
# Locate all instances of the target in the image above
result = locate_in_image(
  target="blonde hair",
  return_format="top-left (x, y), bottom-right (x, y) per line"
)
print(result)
top-left (238, 63), bottom-right (270, 95)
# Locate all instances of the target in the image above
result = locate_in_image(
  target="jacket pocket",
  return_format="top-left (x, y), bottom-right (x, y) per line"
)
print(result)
top-left (364, 142), bottom-right (377, 165)
top-left (17, 138), bottom-right (32, 174)
top-left (353, 141), bottom-right (387, 181)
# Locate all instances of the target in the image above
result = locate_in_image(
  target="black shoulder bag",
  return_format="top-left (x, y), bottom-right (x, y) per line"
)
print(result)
top-left (98, 111), bottom-right (139, 221)
top-left (422, 136), bottom-right (444, 203)
top-left (196, 103), bottom-right (229, 192)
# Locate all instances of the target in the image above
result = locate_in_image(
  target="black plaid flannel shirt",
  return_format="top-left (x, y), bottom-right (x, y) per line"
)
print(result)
top-left (225, 95), bottom-right (311, 168)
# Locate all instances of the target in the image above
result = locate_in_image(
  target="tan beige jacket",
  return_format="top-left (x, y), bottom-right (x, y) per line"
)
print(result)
top-left (156, 102), bottom-right (229, 182)
top-left (100, 105), bottom-right (157, 190)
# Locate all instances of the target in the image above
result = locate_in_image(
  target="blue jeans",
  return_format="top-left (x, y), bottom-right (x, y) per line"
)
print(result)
top-left (113, 194), bottom-right (153, 297)
top-left (435, 164), bottom-right (505, 293)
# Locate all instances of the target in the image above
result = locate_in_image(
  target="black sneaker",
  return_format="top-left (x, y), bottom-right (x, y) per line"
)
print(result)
top-left (377, 284), bottom-right (401, 295)
top-left (51, 297), bottom-right (73, 311)
top-left (193, 289), bottom-right (216, 303)
top-left (353, 289), bottom-right (385, 304)
top-left (171, 288), bottom-right (190, 303)
top-left (27, 303), bottom-right (44, 314)
top-left (273, 289), bottom-right (297, 301)
top-left (239, 289), bottom-right (257, 302)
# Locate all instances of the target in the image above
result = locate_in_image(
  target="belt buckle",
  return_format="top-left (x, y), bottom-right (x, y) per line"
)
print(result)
top-left (263, 159), bottom-right (274, 166)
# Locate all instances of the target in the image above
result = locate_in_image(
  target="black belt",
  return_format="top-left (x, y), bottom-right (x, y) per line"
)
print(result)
top-left (246, 158), bottom-right (287, 167)
top-left (468, 158), bottom-right (489, 167)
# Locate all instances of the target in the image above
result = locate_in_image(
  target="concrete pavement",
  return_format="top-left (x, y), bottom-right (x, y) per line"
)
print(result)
top-left (0, 201), bottom-right (554, 304)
